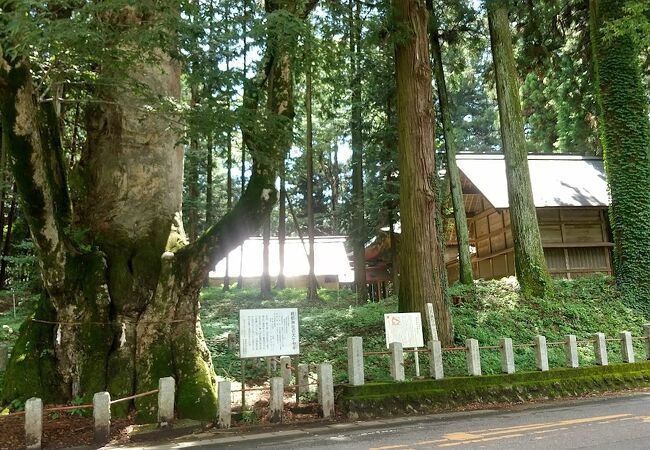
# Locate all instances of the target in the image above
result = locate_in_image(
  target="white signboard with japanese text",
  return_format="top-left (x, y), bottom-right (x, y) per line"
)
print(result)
top-left (239, 308), bottom-right (300, 358)
top-left (384, 312), bottom-right (424, 349)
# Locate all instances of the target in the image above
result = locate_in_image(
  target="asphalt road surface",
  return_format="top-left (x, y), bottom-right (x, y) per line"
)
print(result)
top-left (134, 392), bottom-right (650, 450)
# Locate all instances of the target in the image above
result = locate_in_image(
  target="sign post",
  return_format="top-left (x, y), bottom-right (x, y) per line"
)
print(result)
top-left (239, 308), bottom-right (300, 408)
top-left (384, 313), bottom-right (424, 377)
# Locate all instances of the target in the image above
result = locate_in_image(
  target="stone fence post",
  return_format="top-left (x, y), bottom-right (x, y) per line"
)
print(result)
top-left (217, 381), bottom-right (232, 429)
top-left (269, 377), bottom-right (284, 423)
top-left (93, 392), bottom-right (111, 445)
top-left (565, 335), bottom-right (579, 368)
top-left (158, 377), bottom-right (175, 426)
top-left (534, 335), bottom-right (549, 371)
top-left (428, 340), bottom-right (444, 380)
top-left (594, 332), bottom-right (608, 366)
top-left (347, 337), bottom-right (364, 386)
top-left (466, 339), bottom-right (481, 376)
top-left (25, 397), bottom-right (42, 450)
top-left (620, 331), bottom-right (634, 363)
top-left (500, 338), bottom-right (515, 374)
top-left (317, 363), bottom-right (335, 418)
top-left (389, 342), bottom-right (405, 381)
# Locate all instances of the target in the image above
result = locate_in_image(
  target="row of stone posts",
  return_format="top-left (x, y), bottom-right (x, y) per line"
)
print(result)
top-left (216, 361), bottom-right (335, 428)
top-left (348, 326), bottom-right (650, 384)
top-left (24, 377), bottom-right (175, 450)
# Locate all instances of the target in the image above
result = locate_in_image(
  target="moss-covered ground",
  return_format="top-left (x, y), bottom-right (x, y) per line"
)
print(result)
top-left (1, 274), bottom-right (648, 399)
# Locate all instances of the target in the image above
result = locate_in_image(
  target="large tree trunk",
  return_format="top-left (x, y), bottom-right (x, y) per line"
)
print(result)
top-left (487, 0), bottom-right (553, 298)
top-left (0, 0), bottom-right (315, 420)
top-left (589, 0), bottom-right (650, 312)
top-left (393, 0), bottom-right (453, 345)
top-left (349, 0), bottom-right (366, 304)
top-left (428, 11), bottom-right (473, 285)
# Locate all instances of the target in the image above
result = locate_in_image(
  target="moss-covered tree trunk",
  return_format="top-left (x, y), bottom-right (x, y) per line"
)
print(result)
top-left (0, 0), bottom-right (312, 420)
top-left (487, 0), bottom-right (553, 298)
top-left (393, 0), bottom-right (453, 345)
top-left (589, 0), bottom-right (650, 312)
top-left (428, 10), bottom-right (473, 285)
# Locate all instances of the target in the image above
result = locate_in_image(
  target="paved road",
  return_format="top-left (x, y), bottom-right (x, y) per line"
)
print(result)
top-left (133, 392), bottom-right (650, 450)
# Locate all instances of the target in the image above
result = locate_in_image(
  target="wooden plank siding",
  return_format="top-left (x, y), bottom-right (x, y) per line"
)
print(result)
top-left (446, 206), bottom-right (612, 283)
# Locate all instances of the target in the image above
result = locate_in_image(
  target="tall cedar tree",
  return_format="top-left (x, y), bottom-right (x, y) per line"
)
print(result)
top-left (486, 0), bottom-right (553, 298)
top-left (393, 0), bottom-right (453, 344)
top-left (0, 0), bottom-right (314, 419)
top-left (589, 0), bottom-right (650, 312)
top-left (428, 8), bottom-right (473, 285)
top-left (350, 0), bottom-right (366, 303)
top-left (305, 39), bottom-right (319, 300)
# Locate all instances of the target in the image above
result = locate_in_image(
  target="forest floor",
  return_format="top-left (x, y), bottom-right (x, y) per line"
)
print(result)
top-left (1, 274), bottom-right (649, 448)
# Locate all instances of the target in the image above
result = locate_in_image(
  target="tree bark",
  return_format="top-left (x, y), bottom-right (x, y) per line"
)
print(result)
top-left (589, 0), bottom-right (650, 312)
top-left (305, 48), bottom-right (319, 301)
top-left (487, 0), bottom-right (553, 298)
top-left (0, 0), bottom-right (316, 420)
top-left (393, 0), bottom-right (453, 345)
top-left (276, 159), bottom-right (287, 289)
top-left (187, 86), bottom-right (201, 243)
top-left (428, 10), bottom-right (473, 285)
top-left (350, 0), bottom-right (366, 304)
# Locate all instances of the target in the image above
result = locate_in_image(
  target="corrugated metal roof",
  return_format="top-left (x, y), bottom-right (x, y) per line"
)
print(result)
top-left (210, 236), bottom-right (355, 283)
top-left (456, 154), bottom-right (609, 208)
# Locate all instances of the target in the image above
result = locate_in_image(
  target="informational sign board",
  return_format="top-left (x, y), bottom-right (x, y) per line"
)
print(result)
top-left (239, 308), bottom-right (300, 358)
top-left (384, 312), bottom-right (424, 349)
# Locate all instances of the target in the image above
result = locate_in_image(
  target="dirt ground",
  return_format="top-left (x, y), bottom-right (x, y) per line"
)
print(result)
top-left (0, 413), bottom-right (133, 449)
top-left (0, 387), bottom-right (321, 450)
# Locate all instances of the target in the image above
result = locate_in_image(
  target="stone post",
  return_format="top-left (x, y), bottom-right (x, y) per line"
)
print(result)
top-left (347, 337), bottom-right (365, 386)
top-left (499, 338), bottom-right (515, 374)
top-left (564, 334), bottom-right (579, 368)
top-left (428, 340), bottom-right (444, 380)
top-left (534, 335), bottom-right (549, 371)
top-left (0, 345), bottom-right (8, 372)
top-left (269, 377), bottom-right (284, 423)
top-left (157, 377), bottom-right (175, 426)
top-left (280, 356), bottom-right (292, 385)
top-left (621, 331), bottom-right (635, 363)
top-left (644, 324), bottom-right (650, 360)
top-left (466, 339), bottom-right (481, 376)
top-left (297, 363), bottom-right (309, 401)
top-left (25, 397), bottom-right (42, 450)
top-left (425, 303), bottom-right (439, 342)
top-left (93, 392), bottom-right (111, 445)
top-left (594, 332), bottom-right (608, 366)
top-left (217, 381), bottom-right (231, 429)
top-left (317, 363), bottom-right (335, 418)
top-left (389, 342), bottom-right (405, 381)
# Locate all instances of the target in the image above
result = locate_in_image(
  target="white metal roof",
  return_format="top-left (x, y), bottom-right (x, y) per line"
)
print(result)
top-left (456, 154), bottom-right (609, 208)
top-left (210, 236), bottom-right (355, 283)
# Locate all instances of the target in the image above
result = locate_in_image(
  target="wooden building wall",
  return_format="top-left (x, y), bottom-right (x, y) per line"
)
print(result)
top-left (446, 202), bottom-right (612, 283)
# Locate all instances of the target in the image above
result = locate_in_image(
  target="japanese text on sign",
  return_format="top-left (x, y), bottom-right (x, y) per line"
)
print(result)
top-left (239, 308), bottom-right (300, 358)
top-left (384, 312), bottom-right (424, 348)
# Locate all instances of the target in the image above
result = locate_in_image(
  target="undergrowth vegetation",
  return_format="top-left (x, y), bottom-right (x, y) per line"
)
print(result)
top-left (0, 275), bottom-right (646, 394)
top-left (201, 274), bottom-right (648, 384)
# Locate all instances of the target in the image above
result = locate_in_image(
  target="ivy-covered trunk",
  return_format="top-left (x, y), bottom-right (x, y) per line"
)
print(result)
top-left (589, 0), bottom-right (650, 313)
top-left (487, 0), bottom-right (553, 299)
top-left (393, 0), bottom-right (453, 345)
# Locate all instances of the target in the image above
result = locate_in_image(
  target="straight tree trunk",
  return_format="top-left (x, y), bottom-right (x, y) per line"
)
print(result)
top-left (589, 0), bottom-right (650, 312)
top-left (0, 186), bottom-right (17, 289)
top-left (487, 0), bottom-right (553, 298)
top-left (206, 132), bottom-right (214, 225)
top-left (429, 11), bottom-right (473, 285)
top-left (305, 48), bottom-right (319, 301)
top-left (276, 160), bottom-right (287, 289)
top-left (223, 130), bottom-right (232, 291)
top-left (350, 0), bottom-right (366, 304)
top-left (187, 86), bottom-right (201, 243)
top-left (261, 216), bottom-right (272, 298)
top-left (393, 0), bottom-right (453, 344)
